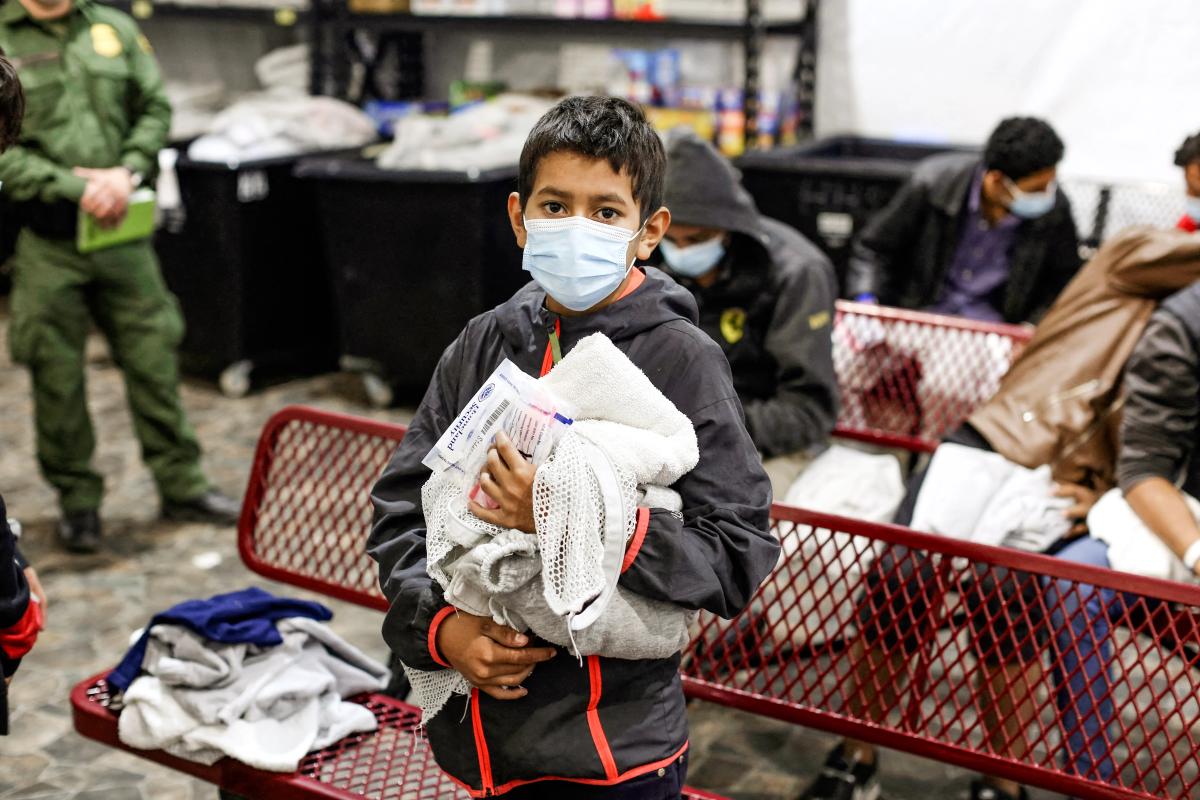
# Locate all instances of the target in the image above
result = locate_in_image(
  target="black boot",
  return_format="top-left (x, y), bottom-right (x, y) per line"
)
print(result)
top-left (58, 510), bottom-right (102, 554)
top-left (162, 489), bottom-right (241, 525)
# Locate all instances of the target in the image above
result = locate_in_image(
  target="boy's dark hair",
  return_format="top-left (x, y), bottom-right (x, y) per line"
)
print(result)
top-left (1174, 132), bottom-right (1200, 168)
top-left (0, 56), bottom-right (22, 152)
top-left (984, 117), bottom-right (1064, 181)
top-left (518, 95), bottom-right (665, 224)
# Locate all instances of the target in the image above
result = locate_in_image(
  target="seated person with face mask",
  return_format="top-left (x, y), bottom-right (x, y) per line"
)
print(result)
top-left (368, 96), bottom-right (777, 799)
top-left (656, 129), bottom-right (839, 493)
top-left (847, 117), bottom-right (1081, 324)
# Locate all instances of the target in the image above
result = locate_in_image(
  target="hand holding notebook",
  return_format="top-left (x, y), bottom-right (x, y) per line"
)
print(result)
top-left (77, 188), bottom-right (156, 254)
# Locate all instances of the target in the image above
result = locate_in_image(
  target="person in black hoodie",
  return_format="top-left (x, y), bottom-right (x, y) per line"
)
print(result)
top-left (657, 129), bottom-right (838, 493)
top-left (846, 117), bottom-right (1081, 325)
top-left (368, 97), bottom-right (776, 798)
top-left (1, 498), bottom-right (46, 736)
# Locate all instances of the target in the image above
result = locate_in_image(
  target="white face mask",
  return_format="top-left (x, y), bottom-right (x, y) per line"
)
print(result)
top-left (522, 216), bottom-right (644, 312)
top-left (1004, 177), bottom-right (1057, 220)
top-left (660, 236), bottom-right (726, 278)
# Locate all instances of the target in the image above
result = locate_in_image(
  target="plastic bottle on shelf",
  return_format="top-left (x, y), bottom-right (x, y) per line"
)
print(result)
top-left (716, 87), bottom-right (745, 157)
top-left (554, 0), bottom-right (580, 15)
top-left (755, 90), bottom-right (781, 149)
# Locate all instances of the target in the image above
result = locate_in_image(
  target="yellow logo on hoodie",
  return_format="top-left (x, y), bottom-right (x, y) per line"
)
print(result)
top-left (720, 308), bottom-right (746, 344)
top-left (90, 24), bottom-right (123, 58)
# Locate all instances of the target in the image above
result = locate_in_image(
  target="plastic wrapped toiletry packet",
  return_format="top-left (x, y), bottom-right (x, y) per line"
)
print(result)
top-left (422, 361), bottom-right (575, 500)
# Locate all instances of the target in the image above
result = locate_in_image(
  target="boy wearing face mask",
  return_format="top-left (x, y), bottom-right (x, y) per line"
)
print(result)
top-left (368, 96), bottom-right (776, 799)
top-left (847, 117), bottom-right (1081, 325)
top-left (1176, 132), bottom-right (1200, 233)
top-left (656, 130), bottom-right (838, 489)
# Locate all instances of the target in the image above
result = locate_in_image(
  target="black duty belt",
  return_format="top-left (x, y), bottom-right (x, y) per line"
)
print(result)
top-left (20, 200), bottom-right (77, 241)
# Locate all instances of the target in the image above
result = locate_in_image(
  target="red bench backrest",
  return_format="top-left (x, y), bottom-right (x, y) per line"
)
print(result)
top-left (238, 405), bottom-right (403, 612)
top-left (684, 504), bottom-right (1200, 800)
top-left (832, 301), bottom-right (1033, 452)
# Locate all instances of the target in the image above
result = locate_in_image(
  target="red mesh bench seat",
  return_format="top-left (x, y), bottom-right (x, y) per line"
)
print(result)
top-left (72, 675), bottom-right (467, 800)
top-left (684, 507), bottom-right (1200, 800)
top-left (70, 674), bottom-right (726, 800)
top-left (70, 406), bottom-right (1200, 800)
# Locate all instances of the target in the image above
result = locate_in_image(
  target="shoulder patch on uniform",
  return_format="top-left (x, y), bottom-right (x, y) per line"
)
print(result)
top-left (137, 33), bottom-right (153, 54)
top-left (720, 307), bottom-right (747, 345)
top-left (90, 23), bottom-right (123, 58)
top-left (808, 310), bottom-right (831, 330)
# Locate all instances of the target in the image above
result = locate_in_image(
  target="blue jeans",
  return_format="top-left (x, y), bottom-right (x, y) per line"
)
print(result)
top-left (1044, 535), bottom-right (1116, 783)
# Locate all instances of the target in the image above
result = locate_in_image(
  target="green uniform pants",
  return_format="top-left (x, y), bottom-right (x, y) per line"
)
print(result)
top-left (7, 229), bottom-right (208, 513)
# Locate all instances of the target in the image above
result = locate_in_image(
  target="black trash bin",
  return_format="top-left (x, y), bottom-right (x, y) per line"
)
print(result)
top-left (295, 158), bottom-right (527, 407)
top-left (154, 149), bottom-right (348, 396)
top-left (736, 136), bottom-right (976, 288)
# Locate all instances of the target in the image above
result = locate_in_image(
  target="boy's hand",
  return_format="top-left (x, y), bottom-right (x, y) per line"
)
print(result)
top-left (1054, 482), bottom-right (1098, 538)
top-left (469, 432), bottom-right (537, 533)
top-left (436, 611), bottom-right (556, 700)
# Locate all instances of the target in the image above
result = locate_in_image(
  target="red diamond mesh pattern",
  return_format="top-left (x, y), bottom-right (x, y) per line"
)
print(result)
top-left (239, 407), bottom-right (407, 611)
top-left (682, 506), bottom-right (1200, 800)
top-left (297, 697), bottom-right (468, 799)
top-left (832, 302), bottom-right (1032, 452)
top-left (81, 678), bottom-right (469, 799)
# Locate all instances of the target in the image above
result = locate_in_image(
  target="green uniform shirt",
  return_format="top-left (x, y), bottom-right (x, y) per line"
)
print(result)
top-left (0, 0), bottom-right (171, 205)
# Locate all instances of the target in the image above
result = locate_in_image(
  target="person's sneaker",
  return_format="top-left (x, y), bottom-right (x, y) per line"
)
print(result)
top-left (969, 779), bottom-right (1029, 800)
top-left (58, 510), bottom-right (101, 554)
top-left (797, 744), bottom-right (881, 800)
top-left (162, 489), bottom-right (241, 525)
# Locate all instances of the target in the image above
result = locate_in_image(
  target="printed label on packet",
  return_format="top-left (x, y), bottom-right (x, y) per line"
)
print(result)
top-left (422, 360), bottom-right (575, 481)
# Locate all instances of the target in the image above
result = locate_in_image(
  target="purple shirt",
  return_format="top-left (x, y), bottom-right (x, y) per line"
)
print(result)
top-left (927, 170), bottom-right (1019, 322)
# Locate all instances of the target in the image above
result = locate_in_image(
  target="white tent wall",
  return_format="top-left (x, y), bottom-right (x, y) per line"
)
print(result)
top-left (816, 0), bottom-right (1200, 185)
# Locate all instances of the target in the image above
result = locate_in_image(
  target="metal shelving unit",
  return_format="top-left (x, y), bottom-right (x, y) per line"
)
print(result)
top-left (309, 0), bottom-right (820, 146)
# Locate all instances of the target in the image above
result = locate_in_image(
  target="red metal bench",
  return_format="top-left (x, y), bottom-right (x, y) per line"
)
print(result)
top-left (69, 406), bottom-right (729, 800)
top-left (72, 405), bottom-right (1200, 799)
top-left (832, 300), bottom-right (1033, 452)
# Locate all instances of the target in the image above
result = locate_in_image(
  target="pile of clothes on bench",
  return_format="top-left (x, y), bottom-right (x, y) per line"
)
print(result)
top-left (108, 587), bottom-right (389, 771)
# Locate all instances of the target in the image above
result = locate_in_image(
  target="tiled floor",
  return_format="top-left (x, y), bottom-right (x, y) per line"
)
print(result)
top-left (0, 307), bottom-right (1063, 800)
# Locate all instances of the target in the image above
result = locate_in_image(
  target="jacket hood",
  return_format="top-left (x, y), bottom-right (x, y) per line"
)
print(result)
top-left (662, 128), bottom-right (768, 246)
top-left (493, 266), bottom-right (700, 353)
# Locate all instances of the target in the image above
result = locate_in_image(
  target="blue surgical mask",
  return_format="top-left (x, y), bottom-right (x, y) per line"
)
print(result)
top-left (1004, 177), bottom-right (1057, 220)
top-left (660, 236), bottom-right (726, 278)
top-left (1186, 196), bottom-right (1200, 224)
top-left (522, 216), bottom-right (644, 312)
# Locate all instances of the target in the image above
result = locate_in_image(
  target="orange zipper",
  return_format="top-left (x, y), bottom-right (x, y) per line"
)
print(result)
top-left (470, 688), bottom-right (495, 795)
top-left (586, 655), bottom-right (619, 781)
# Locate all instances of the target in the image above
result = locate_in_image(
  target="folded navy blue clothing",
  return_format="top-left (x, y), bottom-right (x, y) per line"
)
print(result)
top-left (107, 587), bottom-right (332, 692)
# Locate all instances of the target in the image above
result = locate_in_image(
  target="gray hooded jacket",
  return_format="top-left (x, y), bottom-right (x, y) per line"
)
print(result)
top-left (659, 130), bottom-right (839, 458)
top-left (367, 268), bottom-right (776, 794)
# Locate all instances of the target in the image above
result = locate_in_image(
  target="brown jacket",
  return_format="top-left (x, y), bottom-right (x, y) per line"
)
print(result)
top-left (970, 227), bottom-right (1200, 492)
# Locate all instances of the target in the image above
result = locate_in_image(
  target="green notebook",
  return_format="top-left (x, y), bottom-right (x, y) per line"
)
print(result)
top-left (77, 189), bottom-right (157, 254)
